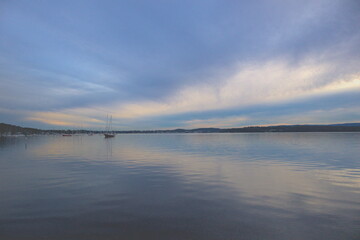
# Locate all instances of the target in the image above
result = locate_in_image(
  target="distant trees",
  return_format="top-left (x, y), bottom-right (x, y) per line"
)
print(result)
top-left (0, 122), bottom-right (359, 136)
top-left (0, 123), bottom-right (42, 136)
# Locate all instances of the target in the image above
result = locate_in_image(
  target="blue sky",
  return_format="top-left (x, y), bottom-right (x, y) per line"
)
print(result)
top-left (1, 0), bottom-right (360, 129)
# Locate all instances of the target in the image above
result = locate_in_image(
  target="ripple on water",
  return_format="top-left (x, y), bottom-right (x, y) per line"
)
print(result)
top-left (0, 133), bottom-right (359, 240)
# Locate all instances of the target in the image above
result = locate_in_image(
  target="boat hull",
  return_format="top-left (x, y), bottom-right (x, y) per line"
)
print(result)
top-left (104, 134), bottom-right (115, 138)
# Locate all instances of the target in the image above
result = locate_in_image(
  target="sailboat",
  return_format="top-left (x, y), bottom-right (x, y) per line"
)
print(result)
top-left (104, 115), bottom-right (115, 138)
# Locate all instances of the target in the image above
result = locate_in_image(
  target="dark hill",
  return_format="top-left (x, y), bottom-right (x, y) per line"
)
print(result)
top-left (0, 123), bottom-right (42, 135)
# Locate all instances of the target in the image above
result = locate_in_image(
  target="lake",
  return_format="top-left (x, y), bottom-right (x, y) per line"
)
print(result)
top-left (0, 133), bottom-right (359, 240)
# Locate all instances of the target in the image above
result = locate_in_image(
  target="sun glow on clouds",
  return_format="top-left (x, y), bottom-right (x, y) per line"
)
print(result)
top-left (315, 75), bottom-right (360, 93)
top-left (110, 59), bottom-right (359, 118)
top-left (27, 112), bottom-right (103, 127)
top-left (27, 57), bottom-right (360, 128)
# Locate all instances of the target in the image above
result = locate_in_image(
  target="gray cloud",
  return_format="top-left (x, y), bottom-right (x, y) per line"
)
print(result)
top-left (0, 0), bottom-right (359, 128)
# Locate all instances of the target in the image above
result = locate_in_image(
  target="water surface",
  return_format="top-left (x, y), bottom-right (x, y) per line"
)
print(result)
top-left (0, 133), bottom-right (359, 239)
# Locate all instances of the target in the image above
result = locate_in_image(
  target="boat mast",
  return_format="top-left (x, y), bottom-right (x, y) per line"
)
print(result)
top-left (105, 114), bottom-right (109, 132)
top-left (109, 115), bottom-right (112, 133)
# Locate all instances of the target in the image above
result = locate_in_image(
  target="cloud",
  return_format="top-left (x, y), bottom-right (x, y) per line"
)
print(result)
top-left (1, 0), bottom-right (360, 128)
top-left (26, 111), bottom-right (104, 128)
top-left (269, 107), bottom-right (360, 125)
top-left (105, 57), bottom-right (359, 119)
top-left (24, 54), bottom-right (360, 129)
top-left (183, 116), bottom-right (249, 129)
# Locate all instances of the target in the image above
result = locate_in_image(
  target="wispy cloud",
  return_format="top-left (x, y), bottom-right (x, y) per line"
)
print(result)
top-left (269, 107), bottom-right (360, 125)
top-left (26, 111), bottom-right (104, 128)
top-left (1, 0), bottom-right (359, 128)
top-left (25, 55), bottom-right (360, 129)
top-left (103, 57), bottom-right (359, 119)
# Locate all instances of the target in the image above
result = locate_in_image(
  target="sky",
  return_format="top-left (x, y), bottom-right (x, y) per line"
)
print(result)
top-left (1, 0), bottom-right (360, 130)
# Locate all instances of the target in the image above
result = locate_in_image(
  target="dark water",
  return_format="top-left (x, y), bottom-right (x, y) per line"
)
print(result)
top-left (0, 133), bottom-right (359, 240)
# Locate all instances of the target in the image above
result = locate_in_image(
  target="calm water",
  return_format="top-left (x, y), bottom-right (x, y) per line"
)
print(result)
top-left (0, 133), bottom-right (359, 240)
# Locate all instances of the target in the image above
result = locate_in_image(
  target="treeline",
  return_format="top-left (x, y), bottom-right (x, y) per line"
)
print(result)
top-left (0, 123), bottom-right (95, 135)
top-left (0, 123), bottom-right (42, 135)
top-left (1, 122), bottom-right (360, 136)
top-left (119, 125), bottom-right (360, 133)
top-left (221, 125), bottom-right (360, 133)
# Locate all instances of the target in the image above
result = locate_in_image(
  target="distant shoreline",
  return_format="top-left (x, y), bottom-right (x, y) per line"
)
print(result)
top-left (1, 122), bottom-right (360, 136)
